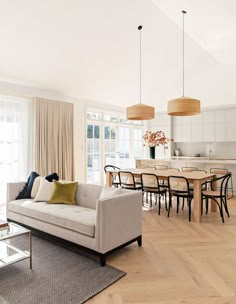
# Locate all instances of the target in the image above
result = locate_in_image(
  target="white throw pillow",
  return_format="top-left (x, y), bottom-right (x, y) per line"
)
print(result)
top-left (34, 178), bottom-right (55, 202)
top-left (99, 186), bottom-right (122, 200)
top-left (31, 176), bottom-right (41, 198)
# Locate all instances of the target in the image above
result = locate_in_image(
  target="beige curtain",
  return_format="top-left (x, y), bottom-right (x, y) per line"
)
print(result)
top-left (35, 98), bottom-right (74, 180)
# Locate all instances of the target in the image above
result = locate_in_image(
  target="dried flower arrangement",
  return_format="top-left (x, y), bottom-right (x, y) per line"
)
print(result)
top-left (143, 131), bottom-right (174, 147)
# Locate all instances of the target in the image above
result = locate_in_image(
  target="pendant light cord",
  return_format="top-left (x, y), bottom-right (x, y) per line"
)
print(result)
top-left (138, 25), bottom-right (142, 104)
top-left (182, 10), bottom-right (186, 97)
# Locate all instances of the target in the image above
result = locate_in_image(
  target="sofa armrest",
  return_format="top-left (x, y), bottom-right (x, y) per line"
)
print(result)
top-left (96, 191), bottom-right (142, 254)
top-left (7, 182), bottom-right (26, 203)
top-left (6, 182), bottom-right (25, 218)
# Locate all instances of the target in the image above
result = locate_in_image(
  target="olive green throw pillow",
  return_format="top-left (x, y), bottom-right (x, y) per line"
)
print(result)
top-left (48, 181), bottom-right (78, 205)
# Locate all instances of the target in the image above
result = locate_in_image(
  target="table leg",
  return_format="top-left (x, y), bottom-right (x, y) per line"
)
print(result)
top-left (106, 171), bottom-right (113, 187)
top-left (193, 180), bottom-right (202, 223)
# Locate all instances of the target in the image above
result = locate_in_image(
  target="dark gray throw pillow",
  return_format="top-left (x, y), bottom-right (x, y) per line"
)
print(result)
top-left (16, 171), bottom-right (39, 199)
top-left (16, 172), bottom-right (59, 199)
top-left (45, 172), bottom-right (59, 182)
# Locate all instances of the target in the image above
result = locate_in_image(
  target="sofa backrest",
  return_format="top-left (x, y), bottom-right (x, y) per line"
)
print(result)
top-left (75, 183), bottom-right (103, 209)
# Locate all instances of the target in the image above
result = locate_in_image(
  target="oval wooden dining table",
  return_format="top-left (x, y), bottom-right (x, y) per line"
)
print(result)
top-left (106, 168), bottom-right (217, 223)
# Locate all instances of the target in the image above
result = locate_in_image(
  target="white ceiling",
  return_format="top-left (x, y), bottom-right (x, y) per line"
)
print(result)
top-left (152, 0), bottom-right (236, 66)
top-left (0, 0), bottom-right (236, 111)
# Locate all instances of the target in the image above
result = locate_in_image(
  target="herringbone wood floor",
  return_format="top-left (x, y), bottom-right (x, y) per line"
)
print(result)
top-left (88, 197), bottom-right (236, 304)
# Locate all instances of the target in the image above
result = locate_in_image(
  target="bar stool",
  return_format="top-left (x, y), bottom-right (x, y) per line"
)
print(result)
top-left (210, 168), bottom-right (234, 199)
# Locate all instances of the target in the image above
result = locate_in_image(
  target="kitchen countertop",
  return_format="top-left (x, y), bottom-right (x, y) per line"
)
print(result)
top-left (136, 157), bottom-right (236, 164)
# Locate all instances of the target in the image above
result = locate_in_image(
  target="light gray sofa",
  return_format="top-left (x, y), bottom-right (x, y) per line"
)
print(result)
top-left (6, 182), bottom-right (142, 266)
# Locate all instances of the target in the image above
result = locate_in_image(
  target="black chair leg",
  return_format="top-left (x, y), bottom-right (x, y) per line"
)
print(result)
top-left (223, 198), bottom-right (230, 217)
top-left (220, 206), bottom-right (225, 223)
top-left (188, 199), bottom-right (191, 222)
top-left (182, 198), bottom-right (185, 210)
top-left (158, 194), bottom-right (161, 215)
top-left (206, 198), bottom-right (209, 214)
top-left (167, 195), bottom-right (171, 218)
top-left (177, 197), bottom-right (179, 213)
top-left (164, 192), bottom-right (167, 211)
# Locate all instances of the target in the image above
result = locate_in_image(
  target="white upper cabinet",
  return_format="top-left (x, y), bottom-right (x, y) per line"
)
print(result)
top-left (191, 114), bottom-right (203, 142)
top-left (215, 109), bottom-right (225, 142)
top-left (172, 107), bottom-right (236, 142)
top-left (225, 109), bottom-right (236, 141)
top-left (202, 111), bottom-right (215, 142)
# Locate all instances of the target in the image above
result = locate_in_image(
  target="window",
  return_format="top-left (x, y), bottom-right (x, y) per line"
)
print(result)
top-left (0, 95), bottom-right (31, 209)
top-left (133, 128), bottom-right (143, 159)
top-left (86, 110), bottom-right (144, 184)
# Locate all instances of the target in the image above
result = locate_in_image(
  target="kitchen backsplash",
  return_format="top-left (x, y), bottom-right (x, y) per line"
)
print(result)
top-left (172, 142), bottom-right (236, 158)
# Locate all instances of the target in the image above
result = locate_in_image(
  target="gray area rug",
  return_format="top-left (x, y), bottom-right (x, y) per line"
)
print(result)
top-left (0, 236), bottom-right (126, 304)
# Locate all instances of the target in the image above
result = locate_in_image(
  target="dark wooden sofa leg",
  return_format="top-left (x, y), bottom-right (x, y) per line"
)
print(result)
top-left (100, 254), bottom-right (106, 267)
top-left (137, 235), bottom-right (142, 247)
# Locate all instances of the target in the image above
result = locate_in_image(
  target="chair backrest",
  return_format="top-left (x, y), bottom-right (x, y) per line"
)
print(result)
top-left (182, 167), bottom-right (198, 172)
top-left (104, 165), bottom-right (120, 173)
top-left (168, 176), bottom-right (191, 195)
top-left (192, 169), bottom-right (207, 173)
top-left (141, 173), bottom-right (161, 191)
top-left (210, 168), bottom-right (228, 175)
top-left (155, 165), bottom-right (168, 170)
top-left (118, 171), bottom-right (135, 188)
top-left (211, 173), bottom-right (231, 197)
top-left (167, 168), bottom-right (180, 172)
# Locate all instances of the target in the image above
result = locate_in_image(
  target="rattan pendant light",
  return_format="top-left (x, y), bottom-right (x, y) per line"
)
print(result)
top-left (168, 11), bottom-right (200, 116)
top-left (127, 25), bottom-right (155, 120)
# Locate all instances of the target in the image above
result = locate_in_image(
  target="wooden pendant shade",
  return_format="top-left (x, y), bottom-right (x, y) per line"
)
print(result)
top-left (127, 25), bottom-right (155, 121)
top-left (167, 11), bottom-right (201, 116)
top-left (168, 96), bottom-right (200, 116)
top-left (127, 103), bottom-right (155, 120)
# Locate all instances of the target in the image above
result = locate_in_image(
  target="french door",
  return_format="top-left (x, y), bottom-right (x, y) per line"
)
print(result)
top-left (87, 122), bottom-right (143, 184)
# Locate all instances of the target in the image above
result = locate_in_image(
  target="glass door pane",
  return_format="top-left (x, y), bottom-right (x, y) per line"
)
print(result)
top-left (104, 126), bottom-right (117, 166)
top-left (118, 127), bottom-right (130, 168)
top-left (87, 124), bottom-right (101, 184)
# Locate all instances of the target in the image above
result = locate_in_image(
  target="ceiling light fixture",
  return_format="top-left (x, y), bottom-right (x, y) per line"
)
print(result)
top-left (168, 11), bottom-right (200, 116)
top-left (127, 25), bottom-right (155, 120)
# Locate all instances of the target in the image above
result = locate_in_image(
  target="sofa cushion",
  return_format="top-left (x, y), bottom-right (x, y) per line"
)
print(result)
top-left (9, 200), bottom-right (96, 237)
top-left (75, 183), bottom-right (102, 209)
top-left (31, 173), bottom-right (59, 199)
top-left (34, 178), bottom-right (55, 202)
top-left (49, 181), bottom-right (78, 205)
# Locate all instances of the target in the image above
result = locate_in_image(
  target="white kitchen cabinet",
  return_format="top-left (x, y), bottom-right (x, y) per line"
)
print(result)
top-left (202, 111), bottom-right (215, 142)
top-left (191, 125), bottom-right (202, 142)
top-left (171, 107), bottom-right (236, 143)
top-left (215, 123), bottom-right (225, 141)
top-left (172, 125), bottom-right (183, 142)
top-left (225, 108), bottom-right (236, 123)
top-left (226, 122), bottom-right (236, 141)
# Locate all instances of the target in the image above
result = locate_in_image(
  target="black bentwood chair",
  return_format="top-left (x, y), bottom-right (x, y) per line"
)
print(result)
top-left (118, 171), bottom-right (142, 191)
top-left (167, 176), bottom-right (193, 221)
top-left (141, 173), bottom-right (167, 213)
top-left (201, 173), bottom-right (231, 223)
top-left (104, 165), bottom-right (120, 187)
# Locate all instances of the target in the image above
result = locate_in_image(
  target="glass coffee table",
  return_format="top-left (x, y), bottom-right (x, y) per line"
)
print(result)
top-left (0, 222), bottom-right (32, 269)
